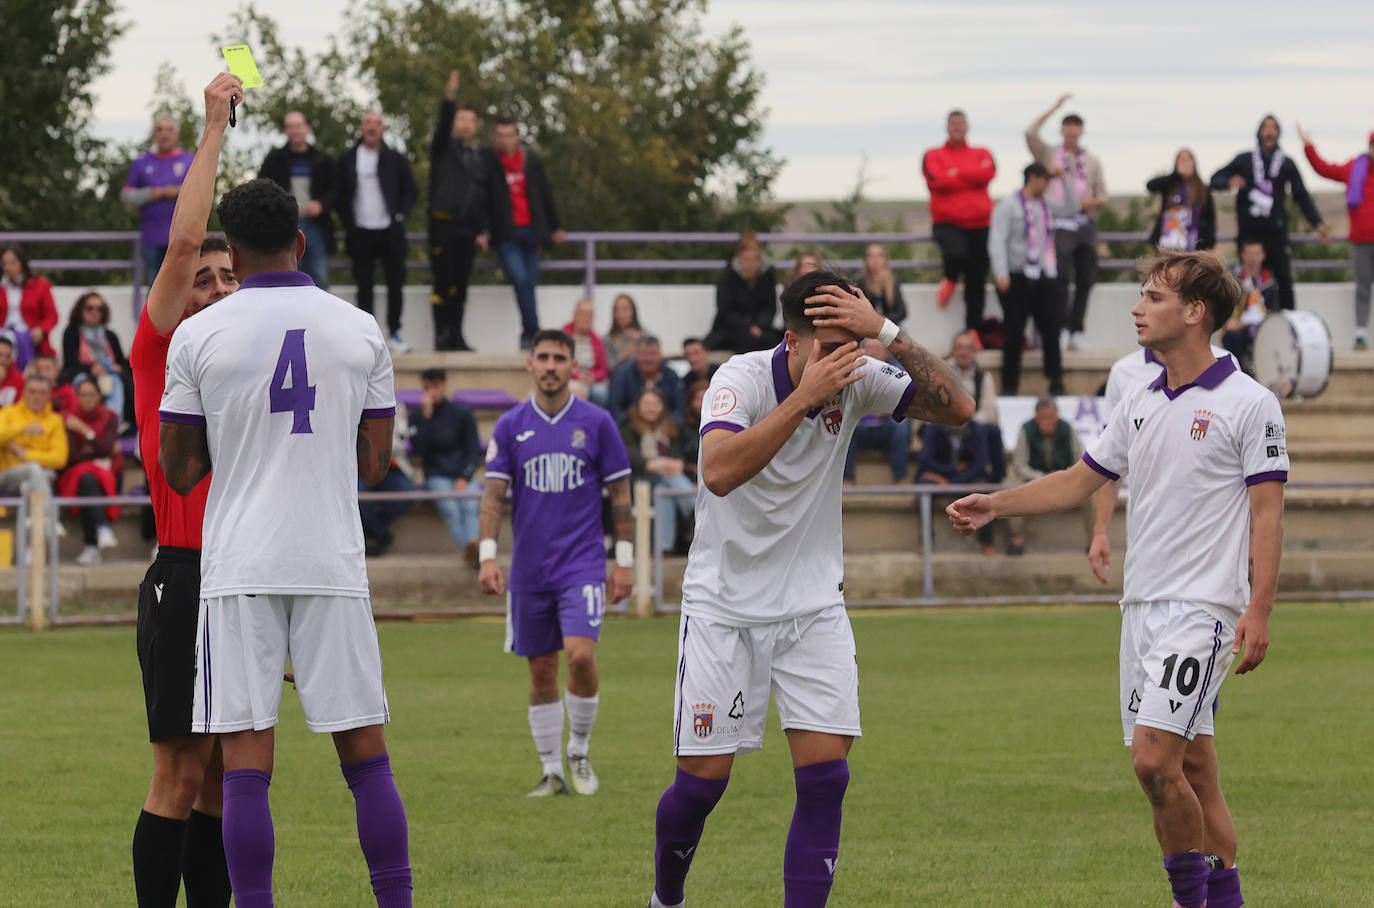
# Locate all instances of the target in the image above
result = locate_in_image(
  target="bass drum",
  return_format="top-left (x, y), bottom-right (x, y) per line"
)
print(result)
top-left (1252, 309), bottom-right (1333, 399)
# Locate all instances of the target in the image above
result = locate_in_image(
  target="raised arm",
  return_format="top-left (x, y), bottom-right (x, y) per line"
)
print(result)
top-left (1302, 140), bottom-right (1347, 183)
top-left (948, 460), bottom-right (1107, 535)
top-left (1234, 480), bottom-right (1283, 674)
top-left (356, 413), bottom-right (394, 487)
top-left (1025, 92), bottom-right (1070, 160)
top-left (158, 423), bottom-right (212, 495)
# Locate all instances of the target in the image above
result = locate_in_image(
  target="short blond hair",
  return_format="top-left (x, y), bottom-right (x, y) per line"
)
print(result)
top-left (1137, 250), bottom-right (1243, 332)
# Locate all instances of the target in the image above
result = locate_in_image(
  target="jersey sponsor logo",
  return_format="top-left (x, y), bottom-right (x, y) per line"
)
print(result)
top-left (1264, 421), bottom-right (1285, 440)
top-left (1133, 417), bottom-right (1144, 430)
top-left (154, 583), bottom-right (164, 603)
top-left (673, 847), bottom-right (696, 860)
top-left (824, 858), bottom-right (839, 875)
top-left (522, 451), bottom-right (589, 493)
top-left (571, 428), bottom-right (586, 449)
top-left (728, 691), bottom-right (744, 720)
top-left (515, 430), bottom-right (535, 443)
top-left (1169, 699), bottom-right (1183, 714)
top-left (485, 438), bottom-right (499, 462)
top-left (880, 364), bottom-right (906, 380)
top-left (1127, 690), bottom-right (1140, 713)
top-left (692, 702), bottom-right (716, 738)
top-left (1190, 409), bottom-right (1213, 441)
top-left (173, 161), bottom-right (187, 177)
top-left (710, 387), bottom-right (738, 417)
top-left (1266, 444), bottom-right (1283, 458)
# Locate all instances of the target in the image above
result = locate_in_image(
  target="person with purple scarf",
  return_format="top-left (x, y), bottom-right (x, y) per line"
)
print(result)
top-left (1147, 149), bottom-right (1217, 252)
top-left (1300, 124), bottom-right (1374, 349)
top-left (1210, 115), bottom-right (1330, 311)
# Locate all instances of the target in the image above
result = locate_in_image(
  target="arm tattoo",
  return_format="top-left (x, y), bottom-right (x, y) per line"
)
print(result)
top-left (888, 332), bottom-right (969, 424)
top-left (479, 478), bottom-right (508, 542)
top-left (158, 423), bottom-right (211, 495)
top-left (356, 417), bottom-right (394, 483)
top-left (608, 478), bottom-right (633, 542)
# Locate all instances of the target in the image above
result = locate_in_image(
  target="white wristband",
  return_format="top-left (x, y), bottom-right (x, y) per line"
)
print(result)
top-left (478, 539), bottom-right (497, 563)
top-left (877, 318), bottom-right (900, 347)
top-left (614, 540), bottom-right (634, 568)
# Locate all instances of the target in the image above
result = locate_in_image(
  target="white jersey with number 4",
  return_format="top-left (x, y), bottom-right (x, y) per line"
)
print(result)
top-left (160, 271), bottom-right (396, 598)
top-left (681, 344), bottom-right (917, 626)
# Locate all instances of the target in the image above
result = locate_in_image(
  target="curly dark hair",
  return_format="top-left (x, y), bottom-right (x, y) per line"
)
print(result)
top-left (779, 269), bottom-right (858, 334)
top-left (216, 178), bottom-right (299, 255)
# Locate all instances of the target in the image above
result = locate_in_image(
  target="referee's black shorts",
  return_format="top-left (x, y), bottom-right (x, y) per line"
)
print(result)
top-left (136, 546), bottom-right (202, 742)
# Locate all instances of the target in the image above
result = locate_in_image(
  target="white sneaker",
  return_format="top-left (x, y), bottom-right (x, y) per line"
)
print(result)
top-left (76, 545), bottom-right (101, 566)
top-left (525, 773), bottom-right (568, 798)
top-left (96, 524), bottom-right (118, 550)
top-left (1059, 329), bottom-right (1070, 352)
top-left (647, 894), bottom-right (684, 908)
top-left (388, 331), bottom-right (412, 354)
top-left (55, 521), bottom-right (67, 539)
top-left (568, 754), bottom-right (599, 795)
top-left (1069, 331), bottom-right (1089, 352)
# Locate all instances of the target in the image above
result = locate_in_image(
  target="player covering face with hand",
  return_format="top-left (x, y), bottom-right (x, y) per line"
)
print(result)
top-left (647, 271), bottom-right (974, 908)
top-left (948, 250), bottom-right (1286, 908)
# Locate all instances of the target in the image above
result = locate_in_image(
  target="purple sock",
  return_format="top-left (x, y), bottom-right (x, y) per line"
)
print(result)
top-left (221, 769), bottom-right (275, 908)
top-left (783, 760), bottom-right (849, 908)
top-left (1208, 866), bottom-right (1243, 908)
top-left (1164, 851), bottom-right (1210, 908)
top-left (653, 768), bottom-right (729, 906)
top-left (342, 754), bottom-right (412, 908)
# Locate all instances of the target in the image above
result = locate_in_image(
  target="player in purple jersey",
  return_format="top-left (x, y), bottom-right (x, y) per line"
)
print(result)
top-left (480, 329), bottom-right (634, 797)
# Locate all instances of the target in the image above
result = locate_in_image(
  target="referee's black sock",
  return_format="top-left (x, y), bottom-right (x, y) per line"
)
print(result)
top-left (182, 809), bottom-right (232, 908)
top-left (133, 810), bottom-right (186, 908)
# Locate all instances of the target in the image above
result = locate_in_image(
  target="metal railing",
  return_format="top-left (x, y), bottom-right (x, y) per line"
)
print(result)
top-left (0, 229), bottom-right (1351, 323)
top-left (0, 496), bottom-right (28, 625)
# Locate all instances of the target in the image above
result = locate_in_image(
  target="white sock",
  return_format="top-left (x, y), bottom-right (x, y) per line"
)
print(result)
top-left (528, 701), bottom-right (565, 777)
top-left (565, 690), bottom-right (599, 758)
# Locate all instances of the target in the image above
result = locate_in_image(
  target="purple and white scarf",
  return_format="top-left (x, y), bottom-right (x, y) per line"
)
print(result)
top-left (1159, 184), bottom-right (1200, 251)
top-left (1020, 191), bottom-right (1057, 280)
top-left (1051, 145), bottom-right (1088, 205)
top-left (1251, 146), bottom-right (1284, 196)
top-left (1348, 155), bottom-right (1371, 209)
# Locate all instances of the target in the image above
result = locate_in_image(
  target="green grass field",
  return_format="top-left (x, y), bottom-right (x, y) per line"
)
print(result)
top-left (2, 602), bottom-right (1372, 907)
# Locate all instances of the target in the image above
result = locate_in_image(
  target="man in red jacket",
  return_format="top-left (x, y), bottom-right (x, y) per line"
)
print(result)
top-left (1301, 124), bottom-right (1374, 350)
top-left (922, 110), bottom-right (996, 333)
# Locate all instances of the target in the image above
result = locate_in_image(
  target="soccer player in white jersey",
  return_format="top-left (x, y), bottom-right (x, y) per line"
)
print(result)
top-left (948, 250), bottom-right (1286, 908)
top-left (646, 270), bottom-right (974, 908)
top-left (159, 178), bottom-right (412, 908)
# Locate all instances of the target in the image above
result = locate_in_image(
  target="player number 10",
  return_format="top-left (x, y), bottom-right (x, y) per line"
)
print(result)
top-left (269, 329), bottom-right (317, 435)
top-left (1160, 652), bottom-right (1201, 696)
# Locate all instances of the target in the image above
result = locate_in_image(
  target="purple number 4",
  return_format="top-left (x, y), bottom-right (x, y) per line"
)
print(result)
top-left (269, 329), bottom-right (316, 434)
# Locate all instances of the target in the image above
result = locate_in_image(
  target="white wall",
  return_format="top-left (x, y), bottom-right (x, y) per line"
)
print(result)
top-left (63, 281), bottom-right (1363, 359)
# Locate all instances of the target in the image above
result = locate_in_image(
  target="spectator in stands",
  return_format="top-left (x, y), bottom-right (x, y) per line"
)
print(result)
top-left (563, 298), bottom-right (610, 407)
top-left (27, 355), bottom-right (76, 414)
top-left (408, 367), bottom-right (483, 566)
top-left (60, 292), bottom-right (128, 422)
top-left (337, 110), bottom-right (418, 353)
top-left (428, 71), bottom-right (489, 351)
top-left (1300, 124), bottom-right (1374, 349)
top-left (918, 419), bottom-right (994, 553)
top-left (605, 293), bottom-right (643, 372)
top-left (258, 110), bottom-right (336, 289)
top-left (1, 244), bottom-right (59, 361)
top-left (485, 115), bottom-right (565, 350)
top-left (843, 338), bottom-right (913, 485)
top-left (989, 163), bottom-right (1067, 396)
top-left (1222, 239), bottom-right (1278, 370)
top-left (681, 336), bottom-right (717, 386)
top-left (705, 232), bottom-right (782, 353)
top-left (1005, 396), bottom-right (1089, 556)
top-left (0, 337), bottom-right (22, 407)
top-left (855, 244), bottom-right (908, 324)
top-left (58, 377), bottom-right (121, 565)
top-left (1026, 93), bottom-right (1107, 351)
top-left (1211, 115), bottom-right (1328, 312)
top-left (946, 330), bottom-right (1004, 481)
top-left (0, 374), bottom-right (67, 510)
top-left (358, 405), bottom-right (418, 557)
top-left (790, 250), bottom-right (823, 281)
top-left (620, 387), bottom-right (695, 555)
top-left (120, 116), bottom-right (195, 285)
top-left (609, 335), bottom-right (684, 426)
top-left (1146, 149), bottom-right (1216, 252)
top-left (923, 109), bottom-right (996, 328)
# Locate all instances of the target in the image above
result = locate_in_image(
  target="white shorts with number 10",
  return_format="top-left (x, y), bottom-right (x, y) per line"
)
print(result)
top-left (672, 605), bottom-right (861, 756)
top-left (1120, 600), bottom-right (1236, 745)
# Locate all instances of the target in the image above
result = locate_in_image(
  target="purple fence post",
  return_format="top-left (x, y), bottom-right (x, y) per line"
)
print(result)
top-left (582, 237), bottom-right (596, 300)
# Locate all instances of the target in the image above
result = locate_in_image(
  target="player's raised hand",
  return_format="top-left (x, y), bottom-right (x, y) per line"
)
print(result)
top-left (794, 339), bottom-right (864, 409)
top-left (608, 565), bottom-right (633, 603)
top-left (946, 494), bottom-right (996, 535)
top-left (445, 69), bottom-right (461, 100)
top-left (803, 284), bottom-right (886, 341)
top-left (1087, 532), bottom-right (1111, 584)
top-left (204, 73), bottom-right (244, 132)
top-left (1232, 608), bottom-right (1269, 674)
top-left (479, 558), bottom-right (505, 595)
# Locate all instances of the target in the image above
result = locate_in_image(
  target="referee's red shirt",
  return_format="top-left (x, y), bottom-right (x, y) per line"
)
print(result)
top-left (131, 307), bottom-right (209, 548)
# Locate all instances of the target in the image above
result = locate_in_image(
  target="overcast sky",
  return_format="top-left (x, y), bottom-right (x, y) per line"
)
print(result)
top-left (92, 0), bottom-right (1374, 202)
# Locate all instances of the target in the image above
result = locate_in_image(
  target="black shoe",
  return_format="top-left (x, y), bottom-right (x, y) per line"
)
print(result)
top-left (1049, 380), bottom-right (1067, 395)
top-left (452, 337), bottom-right (474, 352)
top-left (1006, 542), bottom-right (1025, 556)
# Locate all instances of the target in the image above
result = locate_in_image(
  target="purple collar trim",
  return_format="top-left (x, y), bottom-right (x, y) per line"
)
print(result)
top-left (1147, 355), bottom-right (1237, 399)
top-left (770, 343), bottom-right (792, 405)
top-left (1143, 348), bottom-right (1158, 365)
top-left (239, 270), bottom-right (317, 289)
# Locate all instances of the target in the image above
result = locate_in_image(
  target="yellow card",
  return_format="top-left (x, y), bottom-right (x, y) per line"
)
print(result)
top-left (221, 44), bottom-right (263, 89)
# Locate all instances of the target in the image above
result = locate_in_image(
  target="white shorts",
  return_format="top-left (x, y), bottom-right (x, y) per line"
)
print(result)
top-left (1120, 601), bottom-right (1235, 745)
top-left (192, 594), bottom-right (391, 734)
top-left (672, 606), bottom-right (861, 756)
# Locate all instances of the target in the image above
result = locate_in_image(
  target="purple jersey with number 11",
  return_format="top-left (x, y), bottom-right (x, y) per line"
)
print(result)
top-left (485, 396), bottom-right (631, 592)
top-left (159, 271), bottom-right (395, 598)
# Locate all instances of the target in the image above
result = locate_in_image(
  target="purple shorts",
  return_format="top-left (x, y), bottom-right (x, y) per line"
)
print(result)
top-left (504, 584), bottom-right (606, 657)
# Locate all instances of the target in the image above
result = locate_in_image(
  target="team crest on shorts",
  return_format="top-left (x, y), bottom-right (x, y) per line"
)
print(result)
top-left (1190, 409), bottom-right (1213, 441)
top-left (692, 702), bottom-right (715, 738)
top-left (571, 428), bottom-right (587, 448)
top-left (821, 396), bottom-right (843, 435)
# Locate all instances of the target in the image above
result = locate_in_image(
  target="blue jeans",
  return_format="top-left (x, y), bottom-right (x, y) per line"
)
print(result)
top-left (425, 475), bottom-right (480, 547)
top-left (651, 472), bottom-right (696, 552)
top-left (299, 217), bottom-right (330, 289)
top-left (358, 468), bottom-right (416, 543)
top-left (843, 419), bottom-right (912, 482)
top-left (498, 226), bottom-right (542, 343)
top-left (141, 244), bottom-right (167, 287)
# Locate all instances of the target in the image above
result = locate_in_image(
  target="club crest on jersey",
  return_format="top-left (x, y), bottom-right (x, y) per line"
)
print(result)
top-left (1190, 409), bottom-right (1213, 441)
top-left (692, 703), bottom-right (715, 738)
top-left (821, 396), bottom-right (843, 436)
top-left (571, 428), bottom-right (586, 449)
